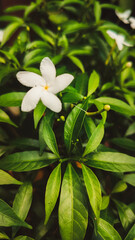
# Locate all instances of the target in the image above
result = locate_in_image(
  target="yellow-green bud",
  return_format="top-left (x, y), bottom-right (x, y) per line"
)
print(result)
top-left (57, 26), bottom-right (61, 31)
top-left (104, 105), bottom-right (110, 111)
top-left (126, 62), bottom-right (132, 68)
top-left (60, 115), bottom-right (65, 121)
top-left (26, 26), bottom-right (30, 31)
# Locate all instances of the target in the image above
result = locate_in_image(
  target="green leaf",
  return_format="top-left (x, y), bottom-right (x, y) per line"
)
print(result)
top-left (0, 170), bottom-right (22, 185)
top-left (82, 164), bottom-right (102, 221)
top-left (0, 16), bottom-right (23, 23)
top-left (4, 5), bottom-right (27, 13)
top-left (0, 109), bottom-right (17, 127)
top-left (111, 138), bottom-right (135, 151)
top-left (62, 92), bottom-right (83, 103)
top-left (98, 218), bottom-right (122, 240)
top-left (125, 122), bottom-right (135, 136)
top-left (0, 199), bottom-right (32, 229)
top-left (0, 92), bottom-right (25, 107)
top-left (29, 23), bottom-right (55, 46)
top-left (1, 22), bottom-right (23, 46)
top-left (94, 1), bottom-right (101, 22)
top-left (42, 117), bottom-right (60, 157)
top-left (86, 152), bottom-right (135, 172)
top-left (24, 2), bottom-right (37, 18)
top-left (123, 173), bottom-right (135, 186)
top-left (75, 73), bottom-right (89, 96)
top-left (101, 196), bottom-right (110, 210)
top-left (63, 21), bottom-right (89, 34)
top-left (87, 70), bottom-right (100, 96)
top-left (0, 50), bottom-right (20, 67)
top-left (68, 55), bottom-right (85, 73)
top-left (33, 101), bottom-right (46, 129)
top-left (0, 151), bottom-right (58, 172)
top-left (45, 164), bottom-right (61, 224)
top-left (113, 200), bottom-right (135, 230)
top-left (112, 181), bottom-right (127, 193)
top-left (59, 0), bottom-right (85, 7)
top-left (59, 163), bottom-right (88, 240)
top-left (124, 224), bottom-right (135, 240)
top-left (64, 100), bottom-right (88, 153)
top-left (0, 231), bottom-right (9, 239)
top-left (14, 236), bottom-right (34, 240)
top-left (84, 117), bottom-right (96, 138)
top-left (12, 182), bottom-right (33, 235)
top-left (83, 122), bottom-right (104, 157)
top-left (96, 97), bottom-right (135, 116)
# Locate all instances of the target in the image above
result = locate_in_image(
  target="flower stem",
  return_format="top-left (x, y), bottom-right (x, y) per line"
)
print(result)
top-left (105, 42), bottom-right (117, 65)
top-left (86, 105), bottom-right (110, 116)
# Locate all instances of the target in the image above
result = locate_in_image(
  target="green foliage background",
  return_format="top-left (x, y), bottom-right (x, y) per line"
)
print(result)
top-left (0, 0), bottom-right (135, 239)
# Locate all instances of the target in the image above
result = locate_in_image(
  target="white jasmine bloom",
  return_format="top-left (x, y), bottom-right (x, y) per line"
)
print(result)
top-left (129, 17), bottom-right (135, 29)
top-left (16, 57), bottom-right (74, 113)
top-left (0, 30), bottom-right (4, 42)
top-left (107, 30), bottom-right (132, 51)
top-left (115, 9), bottom-right (131, 24)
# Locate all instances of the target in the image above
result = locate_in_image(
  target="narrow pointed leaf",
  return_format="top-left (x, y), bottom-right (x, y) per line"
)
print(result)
top-left (124, 224), bottom-right (135, 240)
top-left (1, 22), bottom-right (22, 46)
top-left (68, 55), bottom-right (85, 73)
top-left (43, 117), bottom-right (60, 157)
top-left (98, 218), bottom-right (122, 240)
top-left (59, 163), bottom-right (88, 240)
top-left (87, 70), bottom-right (100, 96)
top-left (0, 170), bottom-right (22, 185)
top-left (64, 100), bottom-right (88, 153)
top-left (113, 199), bottom-right (135, 230)
top-left (0, 199), bottom-right (32, 229)
top-left (33, 100), bottom-right (46, 129)
top-left (0, 231), bottom-right (9, 239)
top-left (45, 164), bottom-right (61, 224)
top-left (14, 236), bottom-right (34, 240)
top-left (0, 109), bottom-right (17, 127)
top-left (0, 151), bottom-right (58, 172)
top-left (86, 152), bottom-right (135, 172)
top-left (82, 164), bottom-right (102, 221)
top-left (96, 97), bottom-right (135, 116)
top-left (83, 122), bottom-right (104, 157)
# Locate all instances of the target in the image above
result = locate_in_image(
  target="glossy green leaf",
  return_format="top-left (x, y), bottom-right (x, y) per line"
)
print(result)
top-left (0, 231), bottom-right (9, 239)
top-left (98, 218), bottom-right (122, 240)
top-left (0, 151), bottom-right (58, 172)
top-left (84, 117), bottom-right (96, 138)
top-left (1, 22), bottom-right (22, 46)
top-left (33, 101), bottom-right (46, 129)
top-left (64, 100), bottom-right (88, 153)
top-left (111, 138), bottom-right (135, 151)
top-left (0, 16), bottom-right (23, 23)
top-left (0, 199), bottom-right (32, 229)
top-left (11, 138), bottom-right (39, 149)
top-left (62, 92), bottom-right (83, 103)
top-left (68, 55), bottom-right (85, 73)
top-left (101, 196), bottom-right (110, 210)
top-left (0, 170), bottom-right (22, 185)
top-left (0, 109), bottom-right (17, 127)
top-left (82, 164), bottom-right (102, 221)
top-left (24, 2), bottom-right (37, 17)
top-left (83, 122), bottom-right (104, 157)
top-left (59, 163), bottom-right (88, 240)
top-left (45, 164), bottom-right (61, 224)
top-left (0, 50), bottom-right (20, 67)
top-left (87, 70), bottom-right (100, 96)
top-left (63, 21), bottom-right (89, 34)
top-left (124, 224), bottom-right (135, 240)
top-left (0, 92), bottom-right (25, 107)
top-left (112, 181), bottom-right (127, 193)
top-left (123, 173), bottom-right (135, 186)
top-left (86, 152), bottom-right (135, 172)
top-left (4, 5), bottom-right (27, 13)
top-left (113, 200), bottom-right (135, 230)
top-left (59, 0), bottom-right (85, 7)
top-left (94, 1), bottom-right (101, 22)
top-left (96, 97), bottom-right (135, 116)
top-left (42, 117), bottom-right (60, 157)
top-left (29, 23), bottom-right (55, 46)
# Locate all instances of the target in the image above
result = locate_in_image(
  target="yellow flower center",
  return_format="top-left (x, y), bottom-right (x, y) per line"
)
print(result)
top-left (44, 85), bottom-right (49, 90)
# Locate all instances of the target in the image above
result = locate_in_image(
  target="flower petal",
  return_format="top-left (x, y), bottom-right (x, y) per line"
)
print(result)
top-left (50, 73), bottom-right (74, 94)
top-left (40, 57), bottom-right (56, 84)
top-left (41, 91), bottom-right (62, 113)
top-left (21, 86), bottom-right (43, 112)
top-left (17, 71), bottom-right (45, 87)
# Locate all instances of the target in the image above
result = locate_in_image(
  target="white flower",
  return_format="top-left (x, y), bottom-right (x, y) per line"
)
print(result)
top-left (129, 17), bottom-right (135, 29)
top-left (16, 57), bottom-right (74, 113)
top-left (115, 9), bottom-right (131, 24)
top-left (107, 30), bottom-right (132, 51)
top-left (0, 30), bottom-right (4, 42)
